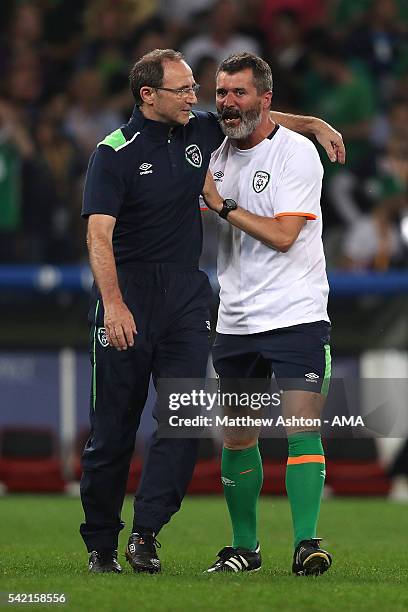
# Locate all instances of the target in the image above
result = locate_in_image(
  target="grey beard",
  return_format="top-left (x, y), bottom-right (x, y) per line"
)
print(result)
top-left (219, 108), bottom-right (262, 140)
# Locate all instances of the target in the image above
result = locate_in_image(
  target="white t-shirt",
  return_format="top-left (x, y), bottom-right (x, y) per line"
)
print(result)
top-left (210, 125), bottom-right (330, 335)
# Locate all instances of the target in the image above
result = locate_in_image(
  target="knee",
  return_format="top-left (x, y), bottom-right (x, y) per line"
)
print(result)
top-left (82, 432), bottom-right (135, 462)
top-left (224, 436), bottom-right (258, 451)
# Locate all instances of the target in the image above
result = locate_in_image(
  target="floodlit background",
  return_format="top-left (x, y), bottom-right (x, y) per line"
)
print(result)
top-left (1, 0), bottom-right (408, 499)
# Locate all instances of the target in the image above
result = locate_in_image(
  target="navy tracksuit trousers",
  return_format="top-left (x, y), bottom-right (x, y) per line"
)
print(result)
top-left (79, 263), bottom-right (212, 551)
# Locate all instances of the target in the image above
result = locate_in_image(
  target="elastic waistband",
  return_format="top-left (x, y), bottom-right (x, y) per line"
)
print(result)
top-left (118, 262), bottom-right (199, 273)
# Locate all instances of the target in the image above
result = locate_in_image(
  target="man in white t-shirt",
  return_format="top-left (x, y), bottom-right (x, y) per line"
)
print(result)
top-left (201, 52), bottom-right (332, 577)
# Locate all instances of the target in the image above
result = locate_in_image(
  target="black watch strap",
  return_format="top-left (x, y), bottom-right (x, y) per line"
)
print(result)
top-left (219, 198), bottom-right (238, 219)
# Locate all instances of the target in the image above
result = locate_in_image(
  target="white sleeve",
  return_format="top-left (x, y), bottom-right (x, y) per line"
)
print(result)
top-left (274, 141), bottom-right (323, 220)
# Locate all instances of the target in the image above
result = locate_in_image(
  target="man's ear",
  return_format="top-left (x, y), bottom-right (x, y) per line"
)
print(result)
top-left (140, 86), bottom-right (155, 106)
top-left (264, 91), bottom-right (273, 110)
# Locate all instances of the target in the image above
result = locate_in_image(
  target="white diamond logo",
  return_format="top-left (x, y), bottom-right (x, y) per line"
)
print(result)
top-left (139, 162), bottom-right (153, 175)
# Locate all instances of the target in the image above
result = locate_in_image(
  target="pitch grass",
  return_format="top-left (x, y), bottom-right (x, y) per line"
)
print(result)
top-left (1, 496), bottom-right (408, 612)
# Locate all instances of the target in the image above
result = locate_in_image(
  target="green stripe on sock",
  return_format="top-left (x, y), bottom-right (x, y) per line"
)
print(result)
top-left (286, 432), bottom-right (325, 548)
top-left (222, 444), bottom-right (263, 551)
top-left (92, 300), bottom-right (100, 410)
top-left (321, 344), bottom-right (331, 397)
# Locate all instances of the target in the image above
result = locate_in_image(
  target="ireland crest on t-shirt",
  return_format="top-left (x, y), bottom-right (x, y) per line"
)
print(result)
top-left (253, 170), bottom-right (270, 193)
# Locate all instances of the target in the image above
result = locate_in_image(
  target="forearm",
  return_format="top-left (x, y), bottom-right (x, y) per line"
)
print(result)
top-left (226, 207), bottom-right (296, 252)
top-left (202, 175), bottom-right (303, 251)
top-left (87, 232), bottom-right (123, 305)
top-left (271, 111), bottom-right (322, 135)
top-left (271, 111), bottom-right (345, 164)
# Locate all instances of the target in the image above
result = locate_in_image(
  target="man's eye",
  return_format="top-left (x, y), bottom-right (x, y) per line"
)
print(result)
top-left (236, 90), bottom-right (245, 96)
top-left (217, 90), bottom-right (227, 97)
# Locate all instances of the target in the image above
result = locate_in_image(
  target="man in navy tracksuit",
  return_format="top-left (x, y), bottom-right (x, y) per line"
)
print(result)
top-left (80, 49), bottom-right (345, 574)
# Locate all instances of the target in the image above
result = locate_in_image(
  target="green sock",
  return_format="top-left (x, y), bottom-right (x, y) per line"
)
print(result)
top-left (221, 444), bottom-right (263, 551)
top-left (285, 432), bottom-right (325, 548)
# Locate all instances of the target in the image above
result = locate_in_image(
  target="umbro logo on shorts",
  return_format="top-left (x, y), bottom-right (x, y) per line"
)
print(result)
top-left (214, 170), bottom-right (224, 181)
top-left (305, 372), bottom-right (319, 382)
top-left (139, 162), bottom-right (153, 175)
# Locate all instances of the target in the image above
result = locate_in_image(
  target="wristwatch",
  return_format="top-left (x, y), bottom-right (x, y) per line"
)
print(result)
top-left (219, 198), bottom-right (238, 219)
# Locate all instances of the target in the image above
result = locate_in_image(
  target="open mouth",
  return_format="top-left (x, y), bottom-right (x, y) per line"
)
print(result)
top-left (223, 117), bottom-right (241, 125)
top-left (221, 110), bottom-right (242, 125)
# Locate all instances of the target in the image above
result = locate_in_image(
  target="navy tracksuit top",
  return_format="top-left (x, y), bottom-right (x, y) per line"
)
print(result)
top-left (82, 106), bottom-right (224, 266)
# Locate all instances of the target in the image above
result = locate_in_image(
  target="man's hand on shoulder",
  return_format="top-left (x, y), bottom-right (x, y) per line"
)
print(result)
top-left (104, 299), bottom-right (137, 351)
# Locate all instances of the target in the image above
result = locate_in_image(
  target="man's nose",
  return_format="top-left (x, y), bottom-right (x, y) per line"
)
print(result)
top-left (223, 91), bottom-right (237, 107)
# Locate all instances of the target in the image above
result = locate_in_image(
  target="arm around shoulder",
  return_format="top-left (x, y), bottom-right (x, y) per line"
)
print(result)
top-left (271, 111), bottom-right (345, 164)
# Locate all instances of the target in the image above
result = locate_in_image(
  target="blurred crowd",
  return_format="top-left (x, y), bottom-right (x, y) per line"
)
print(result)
top-left (0, 0), bottom-right (407, 270)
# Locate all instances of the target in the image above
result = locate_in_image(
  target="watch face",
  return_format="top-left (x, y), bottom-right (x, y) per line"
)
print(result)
top-left (219, 198), bottom-right (238, 219)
